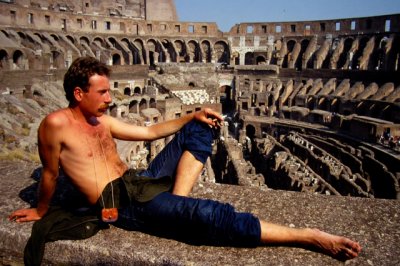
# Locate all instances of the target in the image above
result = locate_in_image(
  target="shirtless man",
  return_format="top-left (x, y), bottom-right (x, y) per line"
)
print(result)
top-left (9, 57), bottom-right (361, 260)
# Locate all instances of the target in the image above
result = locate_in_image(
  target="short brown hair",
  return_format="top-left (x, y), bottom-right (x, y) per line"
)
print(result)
top-left (63, 57), bottom-right (110, 104)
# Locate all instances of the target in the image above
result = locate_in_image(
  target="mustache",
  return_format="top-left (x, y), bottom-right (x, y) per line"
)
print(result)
top-left (99, 104), bottom-right (109, 109)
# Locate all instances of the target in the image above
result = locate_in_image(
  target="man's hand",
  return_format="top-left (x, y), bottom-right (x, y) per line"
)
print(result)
top-left (193, 108), bottom-right (224, 128)
top-left (9, 208), bottom-right (42, 223)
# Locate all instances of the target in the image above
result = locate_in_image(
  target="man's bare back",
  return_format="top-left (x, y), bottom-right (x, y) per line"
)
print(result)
top-left (46, 108), bottom-right (128, 204)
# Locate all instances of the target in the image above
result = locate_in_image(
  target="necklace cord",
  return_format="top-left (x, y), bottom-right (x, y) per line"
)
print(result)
top-left (69, 108), bottom-right (115, 209)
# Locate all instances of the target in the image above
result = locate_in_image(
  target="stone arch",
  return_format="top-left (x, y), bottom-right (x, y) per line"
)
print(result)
top-left (161, 39), bottom-right (176, 62)
top-left (147, 39), bottom-right (158, 65)
top-left (386, 35), bottom-right (400, 71)
top-left (150, 98), bottom-right (156, 108)
top-left (134, 86), bottom-right (141, 95)
top-left (12, 50), bottom-right (24, 69)
top-left (147, 39), bottom-right (167, 64)
top-left (296, 39), bottom-right (310, 70)
top-left (124, 87), bottom-right (131, 96)
top-left (187, 40), bottom-right (200, 62)
top-left (220, 85), bottom-right (234, 113)
top-left (129, 100), bottom-right (139, 113)
top-left (109, 36), bottom-right (129, 65)
top-left (109, 104), bottom-right (118, 117)
top-left (352, 37), bottom-right (369, 69)
top-left (188, 82), bottom-right (195, 87)
top-left (93, 37), bottom-right (104, 46)
top-left (66, 35), bottom-right (76, 44)
top-left (1, 30), bottom-right (9, 38)
top-left (134, 38), bottom-right (146, 64)
top-left (370, 36), bottom-right (385, 70)
top-left (214, 41), bottom-right (230, 63)
top-left (139, 98), bottom-right (147, 111)
top-left (51, 50), bottom-right (64, 68)
top-left (79, 36), bottom-right (90, 46)
top-left (174, 40), bottom-right (186, 62)
top-left (283, 40), bottom-right (296, 68)
top-left (50, 34), bottom-right (59, 41)
top-left (112, 53), bottom-right (122, 65)
top-left (121, 38), bottom-right (139, 64)
top-left (245, 124), bottom-right (256, 139)
top-left (245, 52), bottom-right (254, 65)
top-left (337, 38), bottom-right (354, 69)
top-left (256, 55), bottom-right (266, 65)
top-left (201, 40), bottom-right (212, 63)
top-left (17, 31), bottom-right (35, 50)
top-left (0, 49), bottom-right (9, 69)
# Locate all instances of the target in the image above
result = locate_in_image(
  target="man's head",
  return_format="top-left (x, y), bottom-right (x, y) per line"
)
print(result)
top-left (63, 57), bottom-right (110, 105)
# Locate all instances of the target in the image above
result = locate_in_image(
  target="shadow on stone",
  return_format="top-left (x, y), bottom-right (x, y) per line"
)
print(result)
top-left (18, 167), bottom-right (90, 210)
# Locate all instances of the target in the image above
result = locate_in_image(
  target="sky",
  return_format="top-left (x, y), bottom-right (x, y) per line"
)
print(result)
top-left (175, 0), bottom-right (400, 32)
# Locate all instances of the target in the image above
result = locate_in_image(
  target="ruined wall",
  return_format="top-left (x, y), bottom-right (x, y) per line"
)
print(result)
top-left (146, 0), bottom-right (177, 21)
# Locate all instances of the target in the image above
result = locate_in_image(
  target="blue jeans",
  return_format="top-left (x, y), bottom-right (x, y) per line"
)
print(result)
top-left (139, 120), bottom-right (214, 179)
top-left (114, 121), bottom-right (261, 246)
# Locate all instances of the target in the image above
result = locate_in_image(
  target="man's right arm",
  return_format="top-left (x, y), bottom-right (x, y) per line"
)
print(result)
top-left (9, 113), bottom-right (63, 223)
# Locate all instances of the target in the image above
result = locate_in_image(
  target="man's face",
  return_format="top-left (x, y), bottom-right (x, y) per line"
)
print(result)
top-left (80, 74), bottom-right (112, 117)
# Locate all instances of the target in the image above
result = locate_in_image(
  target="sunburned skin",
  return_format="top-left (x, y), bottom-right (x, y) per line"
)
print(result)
top-left (59, 108), bottom-right (128, 204)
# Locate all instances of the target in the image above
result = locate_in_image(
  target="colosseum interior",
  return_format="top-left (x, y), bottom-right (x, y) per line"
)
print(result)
top-left (0, 0), bottom-right (399, 201)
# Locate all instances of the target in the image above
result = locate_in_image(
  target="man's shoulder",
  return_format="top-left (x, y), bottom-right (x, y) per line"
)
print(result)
top-left (41, 108), bottom-right (70, 129)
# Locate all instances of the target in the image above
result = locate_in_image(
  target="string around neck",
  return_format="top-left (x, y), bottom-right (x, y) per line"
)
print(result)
top-left (69, 108), bottom-right (115, 210)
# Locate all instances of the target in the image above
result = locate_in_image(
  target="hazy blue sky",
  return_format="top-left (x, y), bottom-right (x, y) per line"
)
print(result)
top-left (175, 0), bottom-right (400, 32)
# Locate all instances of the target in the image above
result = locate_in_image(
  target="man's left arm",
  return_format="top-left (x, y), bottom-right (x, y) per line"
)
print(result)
top-left (108, 108), bottom-right (223, 141)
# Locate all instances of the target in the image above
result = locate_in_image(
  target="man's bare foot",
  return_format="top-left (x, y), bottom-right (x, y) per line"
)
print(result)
top-left (307, 228), bottom-right (362, 260)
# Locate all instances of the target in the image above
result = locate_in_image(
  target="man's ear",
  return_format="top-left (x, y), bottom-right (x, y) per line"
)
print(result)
top-left (73, 87), bottom-right (83, 102)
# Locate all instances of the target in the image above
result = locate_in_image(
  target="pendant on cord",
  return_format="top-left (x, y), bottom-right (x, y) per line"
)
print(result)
top-left (101, 208), bottom-right (118, 222)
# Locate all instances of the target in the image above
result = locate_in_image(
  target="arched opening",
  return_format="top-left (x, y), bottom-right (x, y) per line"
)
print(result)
top-left (174, 40), bottom-right (186, 63)
top-left (79, 37), bottom-right (89, 46)
top-left (12, 50), bottom-right (24, 69)
top-left (246, 124), bottom-right (256, 139)
top-left (214, 41), bottom-right (230, 64)
top-left (129, 100), bottom-right (138, 113)
top-left (283, 40), bottom-right (296, 68)
top-left (110, 37), bottom-right (130, 65)
top-left (296, 39), bottom-right (310, 70)
top-left (201, 40), bottom-right (211, 63)
top-left (112, 54), bottom-right (121, 65)
top-left (51, 34), bottom-right (59, 42)
top-left (245, 52), bottom-right (254, 65)
top-left (220, 85), bottom-right (234, 114)
top-left (133, 39), bottom-right (145, 64)
top-left (109, 105), bottom-right (118, 117)
top-left (162, 39), bottom-right (176, 62)
top-left (139, 99), bottom-right (147, 111)
top-left (150, 98), bottom-right (156, 108)
top-left (0, 50), bottom-right (9, 69)
top-left (188, 82), bottom-right (195, 87)
top-left (256, 56), bottom-right (266, 65)
top-left (51, 50), bottom-right (63, 69)
top-left (352, 37), bottom-right (369, 69)
top-left (187, 40), bottom-right (200, 62)
top-left (337, 38), bottom-right (354, 69)
top-left (67, 35), bottom-right (76, 44)
top-left (124, 87), bottom-right (131, 96)
top-left (134, 87), bottom-right (141, 95)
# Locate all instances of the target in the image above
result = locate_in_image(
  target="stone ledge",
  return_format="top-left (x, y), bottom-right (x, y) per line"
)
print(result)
top-left (1, 160), bottom-right (399, 265)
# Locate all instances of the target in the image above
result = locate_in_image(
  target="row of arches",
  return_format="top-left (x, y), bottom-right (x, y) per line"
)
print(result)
top-left (240, 34), bottom-right (400, 71)
top-left (0, 29), bottom-right (231, 70)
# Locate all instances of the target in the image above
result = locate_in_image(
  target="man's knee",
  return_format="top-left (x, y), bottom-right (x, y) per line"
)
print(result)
top-left (180, 121), bottom-right (213, 163)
